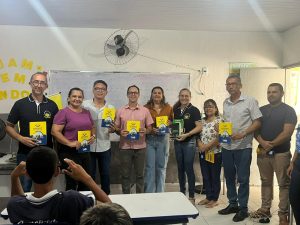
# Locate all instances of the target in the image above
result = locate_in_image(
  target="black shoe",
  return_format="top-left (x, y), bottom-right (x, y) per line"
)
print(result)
top-left (218, 205), bottom-right (239, 215)
top-left (233, 210), bottom-right (249, 222)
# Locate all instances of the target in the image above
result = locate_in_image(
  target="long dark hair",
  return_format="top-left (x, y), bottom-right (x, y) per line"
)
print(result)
top-left (173, 88), bottom-right (191, 109)
top-left (203, 99), bottom-right (219, 119)
top-left (146, 86), bottom-right (167, 107)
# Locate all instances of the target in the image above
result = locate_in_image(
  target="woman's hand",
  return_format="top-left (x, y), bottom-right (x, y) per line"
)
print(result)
top-left (68, 141), bottom-right (81, 150)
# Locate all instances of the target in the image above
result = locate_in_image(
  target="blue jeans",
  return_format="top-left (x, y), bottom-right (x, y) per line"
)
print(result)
top-left (222, 148), bottom-right (252, 212)
top-left (144, 134), bottom-right (170, 193)
top-left (17, 153), bottom-right (32, 192)
top-left (199, 152), bottom-right (222, 201)
top-left (174, 138), bottom-right (196, 198)
top-left (289, 156), bottom-right (300, 225)
top-left (90, 150), bottom-right (111, 195)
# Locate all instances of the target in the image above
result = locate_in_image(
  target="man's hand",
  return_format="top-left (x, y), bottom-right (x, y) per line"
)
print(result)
top-left (287, 163), bottom-right (294, 178)
top-left (63, 158), bottom-right (91, 182)
top-left (19, 136), bottom-right (38, 148)
top-left (11, 161), bottom-right (27, 178)
top-left (232, 131), bottom-right (247, 140)
top-left (260, 140), bottom-right (273, 151)
top-left (139, 127), bottom-right (146, 136)
top-left (120, 130), bottom-right (129, 137)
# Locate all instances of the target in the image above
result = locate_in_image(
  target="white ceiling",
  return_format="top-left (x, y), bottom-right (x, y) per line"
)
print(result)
top-left (1, 0), bottom-right (300, 32)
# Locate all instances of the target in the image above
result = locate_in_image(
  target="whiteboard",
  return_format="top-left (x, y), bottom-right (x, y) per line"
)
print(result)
top-left (48, 71), bottom-right (190, 109)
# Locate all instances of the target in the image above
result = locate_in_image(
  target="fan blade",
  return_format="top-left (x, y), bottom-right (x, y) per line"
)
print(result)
top-left (124, 45), bottom-right (130, 56)
top-left (124, 30), bottom-right (133, 41)
top-left (107, 44), bottom-right (117, 50)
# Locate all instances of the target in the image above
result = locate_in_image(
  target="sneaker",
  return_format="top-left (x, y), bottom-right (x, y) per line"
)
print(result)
top-left (218, 205), bottom-right (239, 215)
top-left (249, 208), bottom-right (271, 218)
top-left (233, 210), bottom-right (249, 222)
top-left (198, 198), bottom-right (210, 205)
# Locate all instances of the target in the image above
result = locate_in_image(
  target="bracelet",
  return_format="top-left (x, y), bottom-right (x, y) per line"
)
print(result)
top-left (91, 134), bottom-right (96, 139)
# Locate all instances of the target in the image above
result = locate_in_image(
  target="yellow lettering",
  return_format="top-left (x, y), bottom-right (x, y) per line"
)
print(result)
top-left (14, 73), bottom-right (26, 84)
top-left (36, 65), bottom-right (43, 71)
top-left (1, 73), bottom-right (10, 83)
top-left (0, 59), bottom-right (4, 69)
top-left (11, 90), bottom-right (19, 99)
top-left (21, 90), bottom-right (30, 97)
top-left (8, 58), bottom-right (17, 67)
top-left (21, 59), bottom-right (33, 70)
top-left (0, 90), bottom-right (7, 100)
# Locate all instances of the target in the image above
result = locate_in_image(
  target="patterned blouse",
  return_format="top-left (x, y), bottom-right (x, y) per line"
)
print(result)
top-left (200, 115), bottom-right (223, 154)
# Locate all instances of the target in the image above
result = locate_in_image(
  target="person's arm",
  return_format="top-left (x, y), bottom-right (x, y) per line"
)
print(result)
top-left (10, 161), bottom-right (26, 196)
top-left (63, 159), bottom-right (111, 203)
top-left (270, 123), bottom-right (296, 147)
top-left (177, 121), bottom-right (202, 141)
top-left (6, 122), bottom-right (37, 148)
top-left (51, 124), bottom-right (81, 149)
top-left (287, 151), bottom-right (298, 178)
top-left (232, 118), bottom-right (261, 140)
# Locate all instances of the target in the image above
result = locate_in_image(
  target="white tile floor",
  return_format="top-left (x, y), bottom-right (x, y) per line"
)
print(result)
top-left (110, 183), bottom-right (296, 225)
top-left (1, 183), bottom-right (296, 225)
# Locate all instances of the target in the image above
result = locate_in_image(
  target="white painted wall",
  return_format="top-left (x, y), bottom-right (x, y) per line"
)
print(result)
top-left (283, 25), bottom-right (300, 67)
top-left (0, 25), bottom-right (283, 187)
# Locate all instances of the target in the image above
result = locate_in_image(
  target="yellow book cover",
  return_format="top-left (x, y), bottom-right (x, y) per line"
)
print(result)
top-left (156, 116), bottom-right (169, 134)
top-left (219, 122), bottom-right (232, 143)
top-left (205, 150), bottom-right (215, 163)
top-left (77, 130), bottom-right (91, 153)
top-left (29, 121), bottom-right (47, 145)
top-left (126, 120), bottom-right (140, 140)
top-left (101, 108), bottom-right (116, 127)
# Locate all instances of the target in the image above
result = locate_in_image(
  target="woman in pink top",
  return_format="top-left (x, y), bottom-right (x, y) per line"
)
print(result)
top-left (52, 87), bottom-right (95, 191)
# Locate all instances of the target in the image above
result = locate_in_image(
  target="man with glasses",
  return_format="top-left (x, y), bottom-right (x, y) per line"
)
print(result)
top-left (82, 80), bottom-right (115, 195)
top-left (218, 74), bottom-right (262, 222)
top-left (6, 72), bottom-right (58, 192)
top-left (115, 85), bottom-right (153, 194)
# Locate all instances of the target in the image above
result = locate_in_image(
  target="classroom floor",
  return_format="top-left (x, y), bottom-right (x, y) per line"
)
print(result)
top-left (1, 184), bottom-right (296, 225)
top-left (110, 183), bottom-right (295, 225)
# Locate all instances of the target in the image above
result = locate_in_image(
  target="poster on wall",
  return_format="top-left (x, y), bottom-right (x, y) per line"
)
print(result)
top-left (0, 57), bottom-right (45, 114)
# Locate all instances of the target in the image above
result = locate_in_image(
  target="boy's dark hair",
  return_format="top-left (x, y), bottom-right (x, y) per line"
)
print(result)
top-left (26, 146), bottom-right (59, 184)
top-left (80, 203), bottom-right (133, 225)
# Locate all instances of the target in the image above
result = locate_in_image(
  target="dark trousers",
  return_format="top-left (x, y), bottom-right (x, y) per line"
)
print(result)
top-left (59, 150), bottom-right (91, 191)
top-left (90, 150), bottom-right (111, 195)
top-left (289, 156), bottom-right (300, 225)
top-left (222, 148), bottom-right (252, 212)
top-left (199, 152), bottom-right (222, 201)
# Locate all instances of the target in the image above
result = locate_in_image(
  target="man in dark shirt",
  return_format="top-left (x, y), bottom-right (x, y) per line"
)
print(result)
top-left (5, 72), bottom-right (59, 192)
top-left (7, 146), bottom-right (111, 225)
top-left (253, 83), bottom-right (297, 225)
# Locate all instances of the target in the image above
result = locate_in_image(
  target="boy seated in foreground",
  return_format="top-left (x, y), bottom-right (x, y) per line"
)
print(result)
top-left (7, 146), bottom-right (111, 225)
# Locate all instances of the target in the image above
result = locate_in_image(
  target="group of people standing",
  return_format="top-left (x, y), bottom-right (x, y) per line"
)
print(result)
top-left (5, 72), bottom-right (300, 225)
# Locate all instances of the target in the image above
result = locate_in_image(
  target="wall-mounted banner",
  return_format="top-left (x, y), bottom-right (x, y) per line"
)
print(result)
top-left (0, 57), bottom-right (44, 113)
top-left (229, 62), bottom-right (256, 76)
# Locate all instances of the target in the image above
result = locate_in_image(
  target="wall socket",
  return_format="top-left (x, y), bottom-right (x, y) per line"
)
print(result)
top-left (202, 67), bottom-right (208, 74)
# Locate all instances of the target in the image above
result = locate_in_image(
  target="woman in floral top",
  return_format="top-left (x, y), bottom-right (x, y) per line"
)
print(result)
top-left (197, 99), bottom-right (223, 208)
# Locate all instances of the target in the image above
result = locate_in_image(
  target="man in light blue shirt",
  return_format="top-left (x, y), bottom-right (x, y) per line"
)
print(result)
top-left (218, 74), bottom-right (262, 222)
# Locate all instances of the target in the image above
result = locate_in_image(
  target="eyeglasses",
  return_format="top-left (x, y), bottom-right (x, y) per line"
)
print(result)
top-left (204, 105), bottom-right (215, 109)
top-left (94, 88), bottom-right (107, 92)
top-left (128, 92), bottom-right (139, 95)
top-left (31, 80), bottom-right (47, 87)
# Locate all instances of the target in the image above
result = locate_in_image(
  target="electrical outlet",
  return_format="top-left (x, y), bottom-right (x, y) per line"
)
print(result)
top-left (202, 67), bottom-right (208, 74)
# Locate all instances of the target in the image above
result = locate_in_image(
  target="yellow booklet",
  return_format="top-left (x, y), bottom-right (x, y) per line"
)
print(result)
top-left (156, 116), bottom-right (169, 134)
top-left (101, 108), bottom-right (116, 127)
top-left (77, 130), bottom-right (91, 153)
top-left (219, 122), bottom-right (232, 144)
top-left (205, 150), bottom-right (215, 163)
top-left (29, 121), bottom-right (47, 145)
top-left (126, 120), bottom-right (140, 140)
